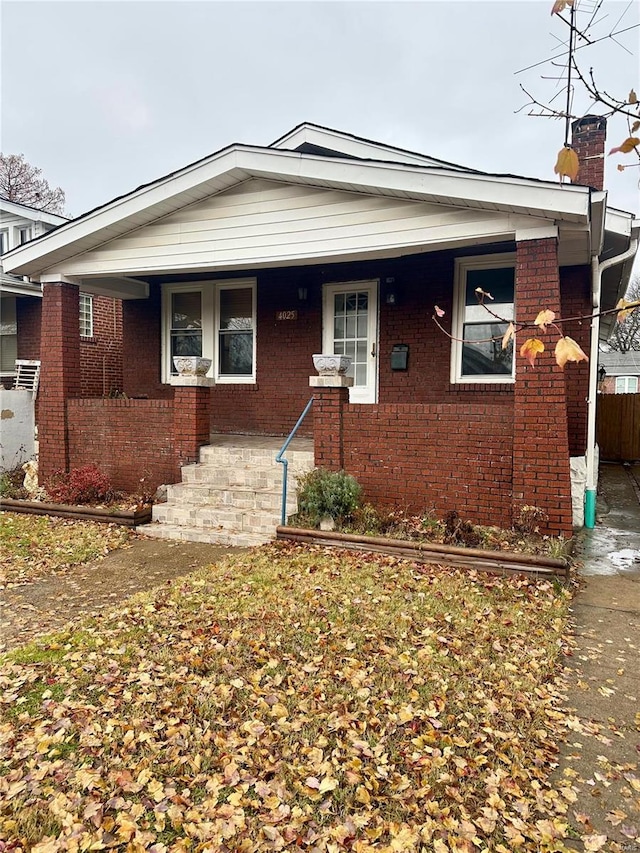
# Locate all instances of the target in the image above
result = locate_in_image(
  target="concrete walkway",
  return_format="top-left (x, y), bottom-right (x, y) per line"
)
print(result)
top-left (555, 463), bottom-right (640, 850)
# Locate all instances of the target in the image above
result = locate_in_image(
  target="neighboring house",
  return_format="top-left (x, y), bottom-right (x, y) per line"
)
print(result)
top-left (599, 351), bottom-right (640, 394)
top-left (0, 197), bottom-right (123, 395)
top-left (0, 198), bottom-right (67, 385)
top-left (2, 119), bottom-right (638, 541)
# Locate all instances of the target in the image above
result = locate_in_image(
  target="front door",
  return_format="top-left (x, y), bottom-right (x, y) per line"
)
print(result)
top-left (323, 281), bottom-right (378, 404)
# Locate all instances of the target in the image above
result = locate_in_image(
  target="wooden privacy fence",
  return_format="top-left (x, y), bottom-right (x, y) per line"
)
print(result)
top-left (597, 394), bottom-right (640, 461)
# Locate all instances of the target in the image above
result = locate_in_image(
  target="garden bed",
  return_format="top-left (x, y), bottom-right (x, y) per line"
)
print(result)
top-left (276, 525), bottom-right (571, 580)
top-left (0, 497), bottom-right (152, 527)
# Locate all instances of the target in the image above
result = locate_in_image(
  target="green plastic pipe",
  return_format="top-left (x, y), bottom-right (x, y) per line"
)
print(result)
top-left (585, 487), bottom-right (596, 529)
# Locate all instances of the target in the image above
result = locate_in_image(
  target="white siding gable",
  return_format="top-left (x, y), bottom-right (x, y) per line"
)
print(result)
top-left (56, 179), bottom-right (530, 278)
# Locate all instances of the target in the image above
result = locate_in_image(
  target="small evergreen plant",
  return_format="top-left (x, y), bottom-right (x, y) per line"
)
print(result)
top-left (296, 468), bottom-right (362, 526)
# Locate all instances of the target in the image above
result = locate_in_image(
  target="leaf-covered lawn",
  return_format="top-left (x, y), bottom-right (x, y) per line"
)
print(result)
top-left (0, 513), bottom-right (131, 588)
top-left (0, 543), bottom-right (577, 851)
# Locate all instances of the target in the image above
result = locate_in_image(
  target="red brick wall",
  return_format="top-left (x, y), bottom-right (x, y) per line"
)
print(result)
top-left (16, 296), bottom-right (41, 360)
top-left (560, 265), bottom-right (592, 454)
top-left (80, 296), bottom-right (123, 397)
top-left (210, 270), bottom-right (321, 435)
top-left (512, 239), bottom-right (573, 535)
top-left (130, 255), bottom-right (513, 438)
top-left (67, 398), bottom-right (177, 492)
top-left (174, 385), bottom-right (212, 467)
top-left (17, 294), bottom-right (123, 397)
top-left (122, 285), bottom-right (172, 399)
top-left (342, 402), bottom-right (514, 528)
top-left (39, 283), bottom-right (81, 479)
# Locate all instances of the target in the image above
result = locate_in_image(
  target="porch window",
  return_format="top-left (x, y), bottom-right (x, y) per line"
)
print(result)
top-left (79, 293), bottom-right (94, 338)
top-left (0, 296), bottom-right (18, 377)
top-left (615, 376), bottom-right (638, 394)
top-left (452, 254), bottom-right (516, 384)
top-left (170, 291), bottom-right (203, 360)
top-left (162, 279), bottom-right (255, 382)
top-left (216, 284), bottom-right (255, 380)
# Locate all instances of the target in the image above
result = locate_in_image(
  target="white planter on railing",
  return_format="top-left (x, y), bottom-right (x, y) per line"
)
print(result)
top-left (312, 354), bottom-right (352, 376)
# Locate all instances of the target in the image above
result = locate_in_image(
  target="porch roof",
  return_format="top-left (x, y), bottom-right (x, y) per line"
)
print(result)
top-left (3, 141), bottom-right (596, 279)
top-left (1, 123), bottom-right (636, 315)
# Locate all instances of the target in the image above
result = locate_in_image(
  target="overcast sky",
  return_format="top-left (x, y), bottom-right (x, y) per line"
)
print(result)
top-left (1, 0), bottom-right (638, 221)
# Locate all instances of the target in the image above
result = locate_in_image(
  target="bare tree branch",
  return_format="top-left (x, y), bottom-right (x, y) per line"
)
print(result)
top-left (0, 153), bottom-right (66, 213)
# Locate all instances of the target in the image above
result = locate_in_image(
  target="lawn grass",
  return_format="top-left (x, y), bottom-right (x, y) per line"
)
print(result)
top-left (0, 542), bottom-right (576, 851)
top-left (0, 512), bottom-right (131, 587)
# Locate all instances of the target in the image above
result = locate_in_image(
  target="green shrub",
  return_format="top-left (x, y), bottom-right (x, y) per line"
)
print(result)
top-left (296, 468), bottom-right (362, 525)
top-left (0, 467), bottom-right (28, 499)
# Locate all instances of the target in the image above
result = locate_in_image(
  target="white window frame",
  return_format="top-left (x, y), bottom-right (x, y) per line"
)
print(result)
top-left (0, 229), bottom-right (8, 255)
top-left (16, 225), bottom-right (32, 246)
top-left (79, 293), bottom-right (94, 338)
top-left (214, 280), bottom-right (257, 384)
top-left (161, 279), bottom-right (256, 383)
top-left (0, 295), bottom-right (18, 377)
top-left (615, 375), bottom-right (638, 394)
top-left (451, 253), bottom-right (516, 385)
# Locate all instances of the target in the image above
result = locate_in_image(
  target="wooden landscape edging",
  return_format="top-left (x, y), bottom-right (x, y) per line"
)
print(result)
top-left (0, 498), bottom-right (152, 528)
top-left (276, 526), bottom-right (570, 580)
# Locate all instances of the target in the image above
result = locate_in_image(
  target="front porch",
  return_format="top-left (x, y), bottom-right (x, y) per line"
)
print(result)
top-left (37, 237), bottom-right (582, 541)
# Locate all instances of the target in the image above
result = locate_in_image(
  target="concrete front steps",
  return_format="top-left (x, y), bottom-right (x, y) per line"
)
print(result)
top-left (142, 434), bottom-right (314, 547)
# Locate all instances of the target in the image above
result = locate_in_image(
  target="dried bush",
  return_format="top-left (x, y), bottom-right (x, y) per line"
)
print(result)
top-left (45, 465), bottom-right (116, 505)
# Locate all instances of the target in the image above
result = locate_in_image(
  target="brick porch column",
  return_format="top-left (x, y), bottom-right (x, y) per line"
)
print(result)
top-left (39, 281), bottom-right (81, 481)
top-left (512, 237), bottom-right (573, 536)
top-left (309, 374), bottom-right (353, 470)
top-left (171, 377), bottom-right (213, 473)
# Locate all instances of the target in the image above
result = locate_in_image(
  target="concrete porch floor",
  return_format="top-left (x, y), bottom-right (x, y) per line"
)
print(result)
top-left (208, 433), bottom-right (314, 454)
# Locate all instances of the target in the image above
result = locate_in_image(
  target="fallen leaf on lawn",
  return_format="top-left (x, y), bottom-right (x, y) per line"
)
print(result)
top-left (582, 834), bottom-right (608, 851)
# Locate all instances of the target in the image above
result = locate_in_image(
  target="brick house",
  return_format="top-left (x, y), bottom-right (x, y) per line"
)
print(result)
top-left (1, 197), bottom-right (123, 396)
top-left (2, 120), bottom-right (638, 542)
top-left (598, 351), bottom-right (640, 394)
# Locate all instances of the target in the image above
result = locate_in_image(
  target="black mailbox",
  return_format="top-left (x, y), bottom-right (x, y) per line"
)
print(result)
top-left (391, 344), bottom-right (409, 371)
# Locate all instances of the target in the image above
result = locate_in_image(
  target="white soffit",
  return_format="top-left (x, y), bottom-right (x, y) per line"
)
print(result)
top-left (2, 146), bottom-right (591, 278)
top-left (0, 274), bottom-right (43, 297)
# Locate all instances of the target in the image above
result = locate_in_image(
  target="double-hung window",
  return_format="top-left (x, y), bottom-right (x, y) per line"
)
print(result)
top-left (216, 284), bottom-right (255, 379)
top-left (17, 226), bottom-right (32, 245)
top-left (615, 376), bottom-right (638, 394)
top-left (452, 254), bottom-right (516, 384)
top-left (0, 296), bottom-right (18, 376)
top-left (163, 279), bottom-right (256, 382)
top-left (79, 293), bottom-right (94, 338)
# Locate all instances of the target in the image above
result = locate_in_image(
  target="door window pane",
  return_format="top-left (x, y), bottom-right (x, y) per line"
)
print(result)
top-left (332, 290), bottom-right (369, 387)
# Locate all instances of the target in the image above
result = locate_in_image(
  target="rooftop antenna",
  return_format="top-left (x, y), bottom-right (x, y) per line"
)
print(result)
top-left (515, 0), bottom-right (639, 162)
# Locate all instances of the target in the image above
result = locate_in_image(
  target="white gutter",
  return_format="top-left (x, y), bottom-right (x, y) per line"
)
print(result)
top-left (585, 233), bottom-right (639, 527)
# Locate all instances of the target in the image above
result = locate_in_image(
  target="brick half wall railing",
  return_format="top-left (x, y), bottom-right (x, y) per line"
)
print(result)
top-left (341, 401), bottom-right (515, 529)
top-left (67, 398), bottom-right (177, 493)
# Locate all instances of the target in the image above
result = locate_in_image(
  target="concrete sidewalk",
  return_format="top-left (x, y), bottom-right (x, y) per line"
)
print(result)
top-left (555, 464), bottom-right (640, 851)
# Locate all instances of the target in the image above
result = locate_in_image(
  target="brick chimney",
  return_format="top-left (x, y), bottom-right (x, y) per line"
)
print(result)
top-left (571, 115), bottom-right (607, 191)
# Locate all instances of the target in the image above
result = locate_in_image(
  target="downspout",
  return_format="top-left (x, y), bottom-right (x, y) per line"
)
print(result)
top-left (585, 236), bottom-right (639, 527)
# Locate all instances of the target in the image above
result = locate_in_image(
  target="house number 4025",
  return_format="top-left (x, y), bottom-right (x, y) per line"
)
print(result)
top-left (276, 310), bottom-right (298, 321)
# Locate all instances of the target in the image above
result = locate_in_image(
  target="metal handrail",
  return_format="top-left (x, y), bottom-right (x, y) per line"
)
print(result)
top-left (275, 397), bottom-right (314, 525)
